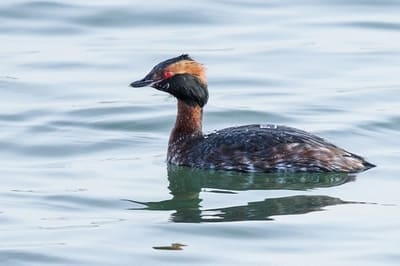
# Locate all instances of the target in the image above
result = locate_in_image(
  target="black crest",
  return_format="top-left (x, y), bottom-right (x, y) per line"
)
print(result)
top-left (152, 54), bottom-right (194, 71)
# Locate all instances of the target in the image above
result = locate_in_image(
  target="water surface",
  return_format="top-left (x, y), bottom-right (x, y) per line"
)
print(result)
top-left (1, 0), bottom-right (400, 265)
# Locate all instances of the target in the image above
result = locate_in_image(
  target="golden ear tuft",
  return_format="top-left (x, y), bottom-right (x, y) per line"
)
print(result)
top-left (165, 60), bottom-right (207, 85)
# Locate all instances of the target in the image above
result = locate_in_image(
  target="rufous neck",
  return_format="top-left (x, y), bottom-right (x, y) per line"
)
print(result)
top-left (169, 100), bottom-right (203, 143)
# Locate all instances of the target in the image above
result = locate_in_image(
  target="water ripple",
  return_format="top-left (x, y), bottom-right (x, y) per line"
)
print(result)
top-left (0, 1), bottom-right (224, 36)
top-left (343, 21), bottom-right (400, 31)
top-left (72, 8), bottom-right (220, 28)
top-left (0, 250), bottom-right (72, 265)
top-left (318, 21), bottom-right (400, 31)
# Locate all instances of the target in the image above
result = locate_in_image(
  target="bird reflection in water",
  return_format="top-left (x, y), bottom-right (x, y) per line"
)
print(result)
top-left (126, 166), bottom-right (360, 223)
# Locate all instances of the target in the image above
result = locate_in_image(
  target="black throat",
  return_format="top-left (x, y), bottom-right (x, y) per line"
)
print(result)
top-left (154, 74), bottom-right (209, 108)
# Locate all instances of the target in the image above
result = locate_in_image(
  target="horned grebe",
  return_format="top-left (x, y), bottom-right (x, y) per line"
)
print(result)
top-left (130, 54), bottom-right (375, 173)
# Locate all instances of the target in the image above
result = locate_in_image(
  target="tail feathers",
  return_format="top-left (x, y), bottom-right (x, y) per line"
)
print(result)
top-left (346, 152), bottom-right (376, 172)
top-left (361, 160), bottom-right (376, 171)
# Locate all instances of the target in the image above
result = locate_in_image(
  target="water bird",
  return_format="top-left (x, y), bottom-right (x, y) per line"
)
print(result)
top-left (130, 54), bottom-right (375, 173)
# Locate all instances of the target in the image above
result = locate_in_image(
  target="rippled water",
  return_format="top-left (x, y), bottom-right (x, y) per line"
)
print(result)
top-left (1, 0), bottom-right (400, 265)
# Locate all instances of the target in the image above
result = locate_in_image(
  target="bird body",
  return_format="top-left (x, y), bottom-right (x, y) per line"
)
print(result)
top-left (130, 55), bottom-right (375, 173)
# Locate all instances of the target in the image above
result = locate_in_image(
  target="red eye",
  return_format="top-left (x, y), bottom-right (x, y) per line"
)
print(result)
top-left (162, 71), bottom-right (173, 79)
